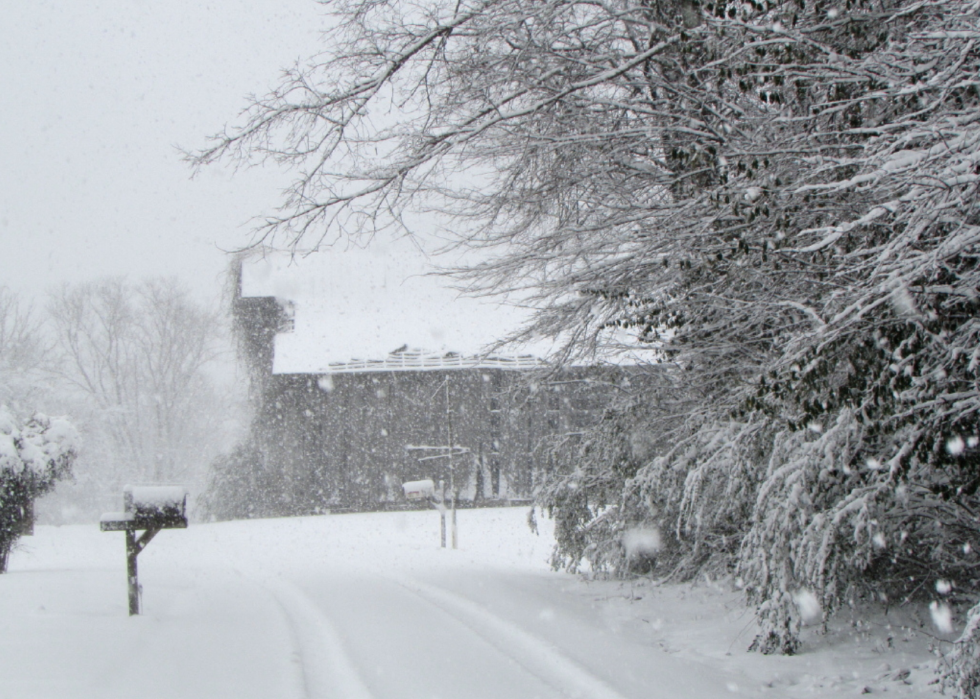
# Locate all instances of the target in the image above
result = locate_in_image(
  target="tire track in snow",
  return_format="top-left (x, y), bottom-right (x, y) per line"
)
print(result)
top-left (393, 576), bottom-right (630, 699)
top-left (265, 578), bottom-right (374, 699)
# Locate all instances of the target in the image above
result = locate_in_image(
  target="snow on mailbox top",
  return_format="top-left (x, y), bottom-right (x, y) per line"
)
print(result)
top-left (119, 485), bottom-right (188, 530)
top-left (125, 485), bottom-right (187, 509)
top-left (402, 479), bottom-right (435, 499)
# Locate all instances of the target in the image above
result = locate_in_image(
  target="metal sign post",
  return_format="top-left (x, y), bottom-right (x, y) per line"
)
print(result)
top-left (401, 478), bottom-right (448, 547)
top-left (438, 480), bottom-right (447, 548)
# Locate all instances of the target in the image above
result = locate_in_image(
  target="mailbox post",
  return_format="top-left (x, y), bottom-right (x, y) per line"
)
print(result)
top-left (405, 444), bottom-right (469, 549)
top-left (100, 485), bottom-right (187, 615)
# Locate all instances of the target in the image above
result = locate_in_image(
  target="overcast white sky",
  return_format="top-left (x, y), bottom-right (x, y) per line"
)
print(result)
top-left (0, 0), bottom-right (325, 307)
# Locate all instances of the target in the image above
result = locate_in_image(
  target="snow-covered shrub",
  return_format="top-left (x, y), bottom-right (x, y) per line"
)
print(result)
top-left (541, 388), bottom-right (762, 580)
top-left (944, 604), bottom-right (980, 698)
top-left (537, 369), bottom-right (690, 576)
top-left (538, 401), bottom-right (657, 575)
top-left (738, 316), bottom-right (980, 653)
top-left (736, 412), bottom-right (876, 653)
top-left (629, 415), bottom-right (766, 580)
top-left (200, 440), bottom-right (276, 521)
top-left (0, 407), bottom-right (79, 572)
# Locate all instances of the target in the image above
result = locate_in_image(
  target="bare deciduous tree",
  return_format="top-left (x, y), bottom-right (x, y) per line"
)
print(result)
top-left (0, 288), bottom-right (51, 410)
top-left (48, 278), bottom-right (224, 486)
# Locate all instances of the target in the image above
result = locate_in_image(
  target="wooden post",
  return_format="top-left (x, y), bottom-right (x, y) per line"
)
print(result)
top-left (451, 497), bottom-right (458, 549)
top-left (124, 527), bottom-right (160, 615)
top-left (126, 529), bottom-right (140, 616)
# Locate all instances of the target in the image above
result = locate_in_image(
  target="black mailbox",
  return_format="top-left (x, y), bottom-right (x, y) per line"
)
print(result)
top-left (126, 485), bottom-right (188, 529)
top-left (101, 485), bottom-right (188, 532)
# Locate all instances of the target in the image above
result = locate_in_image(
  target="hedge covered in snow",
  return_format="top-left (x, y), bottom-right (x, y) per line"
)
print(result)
top-left (0, 408), bottom-right (79, 572)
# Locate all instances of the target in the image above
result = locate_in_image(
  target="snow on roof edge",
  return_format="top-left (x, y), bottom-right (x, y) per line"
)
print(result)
top-left (272, 348), bottom-right (548, 375)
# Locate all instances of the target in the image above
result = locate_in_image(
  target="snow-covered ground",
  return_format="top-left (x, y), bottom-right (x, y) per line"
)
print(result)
top-left (1, 507), bottom-right (943, 698)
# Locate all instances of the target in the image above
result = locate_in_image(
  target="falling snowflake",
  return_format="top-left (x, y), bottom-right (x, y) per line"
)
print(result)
top-left (930, 601), bottom-right (954, 634)
top-left (888, 284), bottom-right (919, 318)
top-left (623, 527), bottom-right (662, 558)
top-left (793, 589), bottom-right (822, 624)
top-left (947, 436), bottom-right (966, 455)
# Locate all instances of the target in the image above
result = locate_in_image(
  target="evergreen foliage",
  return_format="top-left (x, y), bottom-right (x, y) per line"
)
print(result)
top-left (200, 440), bottom-right (270, 520)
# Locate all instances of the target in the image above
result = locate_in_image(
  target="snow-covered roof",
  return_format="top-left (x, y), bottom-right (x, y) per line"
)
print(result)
top-left (305, 349), bottom-right (546, 375)
top-left (239, 240), bottom-right (554, 374)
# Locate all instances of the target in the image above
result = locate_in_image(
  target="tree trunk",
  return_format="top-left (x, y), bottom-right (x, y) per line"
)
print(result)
top-left (0, 537), bottom-right (11, 574)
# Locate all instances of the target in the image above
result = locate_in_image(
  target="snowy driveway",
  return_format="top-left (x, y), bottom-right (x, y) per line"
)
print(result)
top-left (1, 508), bottom-right (938, 698)
top-left (270, 569), bottom-right (733, 699)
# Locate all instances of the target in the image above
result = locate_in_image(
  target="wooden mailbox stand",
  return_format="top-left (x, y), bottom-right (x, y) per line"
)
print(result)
top-left (100, 485), bottom-right (187, 616)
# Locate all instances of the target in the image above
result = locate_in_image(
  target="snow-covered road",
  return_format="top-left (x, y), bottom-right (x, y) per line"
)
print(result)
top-left (274, 570), bottom-right (734, 699)
top-left (1, 507), bottom-right (940, 698)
